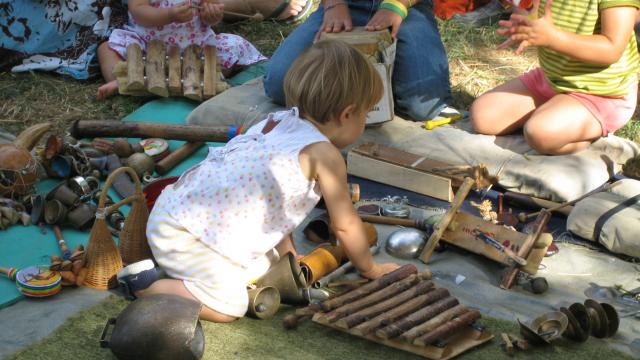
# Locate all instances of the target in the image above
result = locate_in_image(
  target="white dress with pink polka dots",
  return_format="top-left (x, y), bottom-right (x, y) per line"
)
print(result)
top-left (146, 108), bottom-right (328, 316)
top-left (108, 0), bottom-right (266, 70)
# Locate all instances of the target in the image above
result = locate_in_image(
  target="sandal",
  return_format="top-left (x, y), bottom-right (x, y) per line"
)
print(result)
top-left (221, 0), bottom-right (314, 23)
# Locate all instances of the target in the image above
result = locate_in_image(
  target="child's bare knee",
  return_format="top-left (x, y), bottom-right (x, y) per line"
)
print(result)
top-left (469, 100), bottom-right (492, 134)
top-left (524, 125), bottom-right (555, 154)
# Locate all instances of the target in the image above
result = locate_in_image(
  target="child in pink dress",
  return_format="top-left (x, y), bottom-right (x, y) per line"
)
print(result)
top-left (96, 0), bottom-right (266, 99)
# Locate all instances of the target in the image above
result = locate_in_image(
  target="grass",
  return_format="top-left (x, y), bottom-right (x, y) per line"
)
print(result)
top-left (8, 294), bottom-right (634, 360)
top-left (0, 6), bottom-right (639, 144)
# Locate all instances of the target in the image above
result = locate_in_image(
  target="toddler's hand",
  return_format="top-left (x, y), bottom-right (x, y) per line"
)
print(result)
top-left (360, 262), bottom-right (400, 280)
top-left (200, 1), bottom-right (224, 26)
top-left (169, 3), bottom-right (194, 23)
top-left (365, 8), bottom-right (403, 39)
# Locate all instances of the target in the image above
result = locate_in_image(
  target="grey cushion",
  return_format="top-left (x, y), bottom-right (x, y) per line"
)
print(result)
top-left (187, 77), bottom-right (640, 202)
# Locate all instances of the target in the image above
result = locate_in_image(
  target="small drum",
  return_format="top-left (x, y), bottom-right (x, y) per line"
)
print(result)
top-left (8, 266), bottom-right (62, 297)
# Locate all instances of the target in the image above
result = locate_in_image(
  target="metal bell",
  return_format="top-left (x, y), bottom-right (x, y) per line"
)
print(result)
top-left (100, 294), bottom-right (205, 360)
top-left (255, 252), bottom-right (308, 305)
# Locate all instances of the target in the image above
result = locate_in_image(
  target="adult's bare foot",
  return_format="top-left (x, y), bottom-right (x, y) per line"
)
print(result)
top-left (276, 0), bottom-right (309, 20)
top-left (96, 80), bottom-right (118, 100)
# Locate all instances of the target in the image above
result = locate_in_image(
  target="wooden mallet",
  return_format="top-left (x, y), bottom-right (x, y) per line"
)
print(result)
top-left (517, 182), bottom-right (619, 223)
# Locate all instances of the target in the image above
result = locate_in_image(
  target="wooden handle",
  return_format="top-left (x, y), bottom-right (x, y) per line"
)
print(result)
top-left (156, 142), bottom-right (204, 175)
top-left (53, 225), bottom-right (71, 260)
top-left (500, 210), bottom-right (551, 289)
top-left (504, 191), bottom-right (573, 216)
top-left (419, 177), bottom-right (474, 263)
top-left (70, 120), bottom-right (237, 143)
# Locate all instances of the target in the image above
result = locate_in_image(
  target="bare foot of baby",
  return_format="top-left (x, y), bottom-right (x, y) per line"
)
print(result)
top-left (96, 80), bottom-right (119, 100)
top-left (276, 0), bottom-right (308, 20)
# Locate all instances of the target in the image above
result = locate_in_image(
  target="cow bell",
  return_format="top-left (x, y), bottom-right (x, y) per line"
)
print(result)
top-left (255, 252), bottom-right (308, 305)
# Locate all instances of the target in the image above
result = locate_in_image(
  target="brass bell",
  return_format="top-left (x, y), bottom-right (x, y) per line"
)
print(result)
top-left (255, 252), bottom-right (307, 305)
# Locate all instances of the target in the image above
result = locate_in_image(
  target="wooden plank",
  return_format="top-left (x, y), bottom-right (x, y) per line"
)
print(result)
top-left (182, 45), bottom-right (202, 100)
top-left (114, 61), bottom-right (147, 96)
top-left (352, 143), bottom-right (465, 188)
top-left (167, 45), bottom-right (182, 96)
top-left (441, 212), bottom-right (530, 266)
top-left (419, 178), bottom-right (474, 263)
top-left (202, 45), bottom-right (217, 99)
top-left (313, 314), bottom-right (492, 360)
top-left (347, 151), bottom-right (453, 202)
top-left (126, 43), bottom-right (145, 91)
top-left (146, 40), bottom-right (168, 97)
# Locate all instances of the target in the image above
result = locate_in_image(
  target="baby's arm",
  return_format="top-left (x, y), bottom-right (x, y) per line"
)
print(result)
top-left (501, 0), bottom-right (638, 64)
top-left (307, 142), bottom-right (399, 279)
top-left (128, 0), bottom-right (193, 27)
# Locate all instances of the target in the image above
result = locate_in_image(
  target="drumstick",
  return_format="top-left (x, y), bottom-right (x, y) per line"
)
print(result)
top-left (0, 267), bottom-right (17, 281)
top-left (189, 4), bottom-right (264, 21)
top-left (53, 225), bottom-right (72, 260)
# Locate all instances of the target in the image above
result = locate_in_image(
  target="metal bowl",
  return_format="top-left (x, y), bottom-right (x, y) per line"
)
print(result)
top-left (385, 228), bottom-right (427, 259)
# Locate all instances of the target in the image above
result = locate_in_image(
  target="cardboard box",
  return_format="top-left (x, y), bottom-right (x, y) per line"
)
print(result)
top-left (319, 28), bottom-right (396, 125)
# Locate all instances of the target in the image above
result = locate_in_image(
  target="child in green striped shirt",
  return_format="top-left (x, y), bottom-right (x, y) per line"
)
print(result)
top-left (470, 0), bottom-right (639, 155)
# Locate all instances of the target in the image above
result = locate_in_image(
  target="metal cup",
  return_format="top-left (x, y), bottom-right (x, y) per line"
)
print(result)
top-left (47, 182), bottom-right (80, 207)
top-left (30, 194), bottom-right (44, 224)
top-left (44, 199), bottom-right (68, 225)
top-left (67, 203), bottom-right (97, 230)
top-left (50, 154), bottom-right (74, 178)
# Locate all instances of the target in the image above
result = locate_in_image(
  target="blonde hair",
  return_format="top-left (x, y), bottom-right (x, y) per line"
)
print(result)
top-left (283, 39), bottom-right (384, 124)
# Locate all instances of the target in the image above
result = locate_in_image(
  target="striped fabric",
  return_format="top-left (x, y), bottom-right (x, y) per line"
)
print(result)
top-left (537, 0), bottom-right (640, 96)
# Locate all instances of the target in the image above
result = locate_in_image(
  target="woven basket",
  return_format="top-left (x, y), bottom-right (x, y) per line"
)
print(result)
top-left (83, 167), bottom-right (148, 289)
top-left (118, 168), bottom-right (152, 265)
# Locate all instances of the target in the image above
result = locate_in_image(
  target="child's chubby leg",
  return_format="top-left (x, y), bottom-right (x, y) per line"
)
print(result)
top-left (523, 95), bottom-right (602, 155)
top-left (137, 279), bottom-right (238, 323)
top-left (470, 77), bottom-right (540, 135)
top-left (96, 42), bottom-right (123, 100)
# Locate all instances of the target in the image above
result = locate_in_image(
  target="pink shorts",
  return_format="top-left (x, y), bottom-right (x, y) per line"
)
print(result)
top-left (519, 68), bottom-right (637, 135)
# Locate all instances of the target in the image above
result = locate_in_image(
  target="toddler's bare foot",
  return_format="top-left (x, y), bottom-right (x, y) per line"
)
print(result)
top-left (276, 0), bottom-right (309, 20)
top-left (96, 80), bottom-right (118, 100)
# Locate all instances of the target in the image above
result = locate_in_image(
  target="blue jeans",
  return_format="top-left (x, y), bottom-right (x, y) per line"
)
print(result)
top-left (264, 0), bottom-right (452, 121)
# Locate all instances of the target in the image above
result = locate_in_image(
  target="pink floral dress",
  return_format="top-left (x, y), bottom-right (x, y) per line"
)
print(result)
top-left (108, 0), bottom-right (266, 70)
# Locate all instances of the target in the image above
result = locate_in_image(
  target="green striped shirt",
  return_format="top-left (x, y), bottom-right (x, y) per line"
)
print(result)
top-left (537, 0), bottom-right (640, 97)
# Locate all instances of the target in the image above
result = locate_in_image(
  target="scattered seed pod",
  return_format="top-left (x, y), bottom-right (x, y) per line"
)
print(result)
top-left (72, 259), bottom-right (84, 275)
top-left (76, 267), bottom-right (87, 287)
top-left (49, 261), bottom-right (63, 271)
top-left (60, 270), bottom-right (77, 286)
top-left (60, 260), bottom-right (73, 272)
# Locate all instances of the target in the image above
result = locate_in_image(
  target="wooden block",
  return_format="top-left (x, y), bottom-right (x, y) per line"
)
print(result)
top-left (182, 45), bottom-right (202, 101)
top-left (319, 27), bottom-right (392, 48)
top-left (146, 40), bottom-right (168, 97)
top-left (441, 212), bottom-right (530, 266)
top-left (501, 333), bottom-right (514, 354)
top-left (347, 150), bottom-right (453, 202)
top-left (126, 43), bottom-right (145, 91)
top-left (203, 45), bottom-right (217, 99)
top-left (167, 45), bottom-right (182, 96)
top-left (351, 143), bottom-right (466, 189)
top-left (313, 313), bottom-right (492, 360)
top-left (114, 61), bottom-right (147, 96)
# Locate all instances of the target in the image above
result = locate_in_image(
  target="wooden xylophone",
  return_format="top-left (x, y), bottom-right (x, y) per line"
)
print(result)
top-left (311, 264), bottom-right (492, 360)
top-left (114, 41), bottom-right (229, 101)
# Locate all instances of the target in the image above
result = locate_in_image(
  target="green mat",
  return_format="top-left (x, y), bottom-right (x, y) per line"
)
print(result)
top-left (0, 98), bottom-right (221, 308)
top-left (7, 295), bottom-right (632, 360)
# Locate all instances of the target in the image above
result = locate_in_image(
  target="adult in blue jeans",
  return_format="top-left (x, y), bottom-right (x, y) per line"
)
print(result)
top-left (264, 0), bottom-right (452, 121)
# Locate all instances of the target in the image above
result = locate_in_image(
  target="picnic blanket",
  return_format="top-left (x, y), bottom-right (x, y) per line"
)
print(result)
top-left (187, 77), bottom-right (640, 202)
top-left (0, 0), bottom-right (127, 78)
top-left (0, 98), bottom-right (214, 309)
